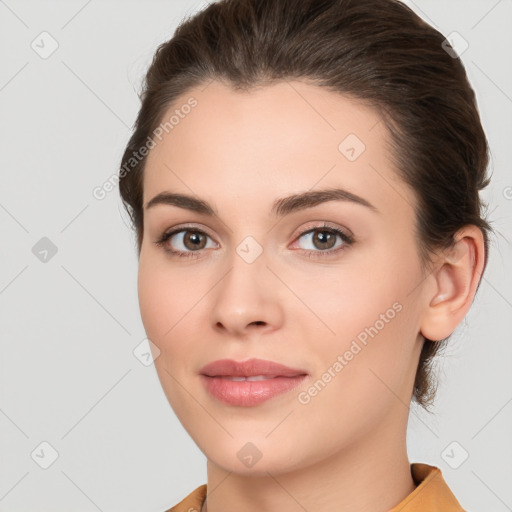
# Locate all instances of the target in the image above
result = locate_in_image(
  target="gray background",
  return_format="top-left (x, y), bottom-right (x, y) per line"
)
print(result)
top-left (0, 0), bottom-right (511, 511)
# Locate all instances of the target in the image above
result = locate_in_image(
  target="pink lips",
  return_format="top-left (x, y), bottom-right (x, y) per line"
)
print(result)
top-left (199, 358), bottom-right (309, 406)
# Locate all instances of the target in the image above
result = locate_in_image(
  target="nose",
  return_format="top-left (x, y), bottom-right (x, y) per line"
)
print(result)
top-left (209, 250), bottom-right (285, 338)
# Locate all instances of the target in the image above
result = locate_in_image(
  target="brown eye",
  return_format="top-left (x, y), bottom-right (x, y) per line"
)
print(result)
top-left (310, 230), bottom-right (337, 250)
top-left (294, 225), bottom-right (354, 258)
top-left (181, 230), bottom-right (208, 251)
top-left (154, 228), bottom-right (217, 257)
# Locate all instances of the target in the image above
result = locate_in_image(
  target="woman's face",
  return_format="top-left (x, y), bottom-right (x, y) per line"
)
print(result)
top-left (138, 80), bottom-right (430, 474)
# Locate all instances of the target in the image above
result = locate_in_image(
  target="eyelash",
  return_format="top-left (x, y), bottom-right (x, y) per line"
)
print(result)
top-left (153, 223), bottom-right (354, 260)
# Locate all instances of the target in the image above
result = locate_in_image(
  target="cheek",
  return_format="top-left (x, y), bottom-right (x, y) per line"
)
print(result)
top-left (137, 255), bottom-right (171, 341)
top-left (137, 251), bottom-right (212, 369)
top-left (137, 250), bottom-right (198, 339)
top-left (295, 262), bottom-right (406, 345)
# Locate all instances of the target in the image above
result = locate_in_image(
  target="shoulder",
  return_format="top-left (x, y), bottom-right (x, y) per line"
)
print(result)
top-left (397, 463), bottom-right (467, 511)
top-left (164, 484), bottom-right (207, 512)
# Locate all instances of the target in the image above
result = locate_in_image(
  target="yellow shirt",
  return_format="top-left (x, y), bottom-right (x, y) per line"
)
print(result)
top-left (166, 463), bottom-right (466, 512)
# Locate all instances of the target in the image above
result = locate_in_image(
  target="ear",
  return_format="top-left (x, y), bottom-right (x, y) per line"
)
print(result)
top-left (419, 225), bottom-right (486, 342)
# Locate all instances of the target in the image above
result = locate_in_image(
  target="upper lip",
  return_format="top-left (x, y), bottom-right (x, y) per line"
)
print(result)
top-left (199, 358), bottom-right (308, 378)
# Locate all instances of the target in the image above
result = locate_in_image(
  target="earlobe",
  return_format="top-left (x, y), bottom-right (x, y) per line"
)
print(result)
top-left (420, 226), bottom-right (484, 341)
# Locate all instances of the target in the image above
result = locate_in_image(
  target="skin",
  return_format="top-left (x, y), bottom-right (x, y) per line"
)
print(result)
top-left (137, 80), bottom-right (485, 512)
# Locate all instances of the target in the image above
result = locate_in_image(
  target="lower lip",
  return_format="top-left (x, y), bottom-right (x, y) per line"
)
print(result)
top-left (200, 375), bottom-right (308, 406)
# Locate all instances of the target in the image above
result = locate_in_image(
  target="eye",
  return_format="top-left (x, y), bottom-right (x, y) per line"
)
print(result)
top-left (154, 222), bottom-right (354, 260)
top-left (292, 223), bottom-right (354, 258)
top-left (154, 227), bottom-right (217, 258)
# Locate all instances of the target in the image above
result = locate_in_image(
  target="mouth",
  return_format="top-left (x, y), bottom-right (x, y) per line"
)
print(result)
top-left (199, 358), bottom-right (309, 406)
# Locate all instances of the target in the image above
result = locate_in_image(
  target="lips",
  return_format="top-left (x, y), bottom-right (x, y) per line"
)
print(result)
top-left (199, 358), bottom-right (308, 378)
top-left (199, 358), bottom-right (309, 406)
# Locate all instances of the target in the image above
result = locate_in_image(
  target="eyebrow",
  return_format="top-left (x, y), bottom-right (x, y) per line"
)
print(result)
top-left (144, 188), bottom-right (378, 217)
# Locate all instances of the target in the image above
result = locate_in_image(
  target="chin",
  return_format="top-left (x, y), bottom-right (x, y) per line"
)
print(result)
top-left (198, 434), bottom-right (313, 477)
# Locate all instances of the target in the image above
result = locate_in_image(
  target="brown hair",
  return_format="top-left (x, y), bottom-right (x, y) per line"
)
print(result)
top-left (119, 0), bottom-right (493, 410)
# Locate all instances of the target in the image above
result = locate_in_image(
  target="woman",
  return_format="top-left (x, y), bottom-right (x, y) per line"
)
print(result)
top-left (118, 0), bottom-right (493, 510)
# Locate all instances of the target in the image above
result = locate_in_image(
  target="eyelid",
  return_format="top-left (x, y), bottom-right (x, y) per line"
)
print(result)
top-left (290, 220), bottom-right (353, 241)
top-left (160, 222), bottom-right (217, 240)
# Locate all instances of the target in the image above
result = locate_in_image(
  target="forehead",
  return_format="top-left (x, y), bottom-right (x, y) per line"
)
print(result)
top-left (143, 80), bottom-right (414, 217)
